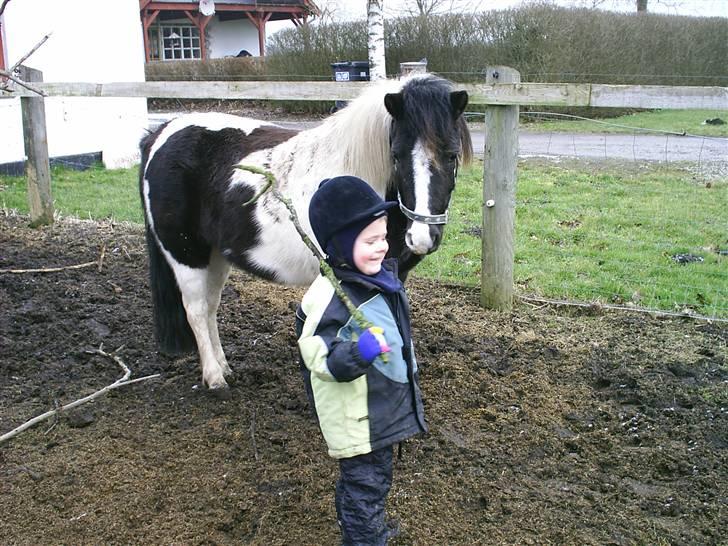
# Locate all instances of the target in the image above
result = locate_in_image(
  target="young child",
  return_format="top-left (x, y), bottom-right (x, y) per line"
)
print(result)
top-left (296, 175), bottom-right (427, 545)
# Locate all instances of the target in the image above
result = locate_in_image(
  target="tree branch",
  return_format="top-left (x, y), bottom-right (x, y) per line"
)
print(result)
top-left (0, 246), bottom-right (106, 274)
top-left (0, 0), bottom-right (11, 17)
top-left (0, 345), bottom-right (160, 445)
top-left (236, 165), bottom-right (380, 337)
top-left (0, 68), bottom-right (46, 96)
top-left (9, 33), bottom-right (52, 74)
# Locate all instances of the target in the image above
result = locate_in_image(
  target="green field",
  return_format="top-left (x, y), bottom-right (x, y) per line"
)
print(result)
top-left (465, 109), bottom-right (728, 137)
top-left (1, 164), bottom-right (143, 224)
top-left (519, 109), bottom-right (728, 137)
top-left (2, 160), bottom-right (726, 317)
top-left (413, 160), bottom-right (727, 318)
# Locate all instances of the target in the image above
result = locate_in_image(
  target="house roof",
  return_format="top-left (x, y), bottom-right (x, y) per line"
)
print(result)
top-left (141, 0), bottom-right (319, 22)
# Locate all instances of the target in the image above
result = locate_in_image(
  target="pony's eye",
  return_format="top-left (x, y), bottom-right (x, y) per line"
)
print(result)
top-left (448, 153), bottom-right (459, 163)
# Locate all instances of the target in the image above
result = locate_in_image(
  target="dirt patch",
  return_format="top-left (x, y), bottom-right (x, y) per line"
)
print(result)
top-left (1, 215), bottom-right (726, 545)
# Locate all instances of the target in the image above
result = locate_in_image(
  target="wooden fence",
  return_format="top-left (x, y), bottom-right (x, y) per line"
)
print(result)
top-left (3, 66), bottom-right (727, 310)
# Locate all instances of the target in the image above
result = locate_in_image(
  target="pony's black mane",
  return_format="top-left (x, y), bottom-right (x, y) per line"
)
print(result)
top-left (399, 76), bottom-right (473, 165)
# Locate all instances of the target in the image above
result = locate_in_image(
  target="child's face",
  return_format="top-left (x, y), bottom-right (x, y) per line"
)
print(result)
top-left (353, 216), bottom-right (389, 275)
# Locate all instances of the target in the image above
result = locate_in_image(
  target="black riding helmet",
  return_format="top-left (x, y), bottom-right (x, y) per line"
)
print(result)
top-left (309, 176), bottom-right (398, 253)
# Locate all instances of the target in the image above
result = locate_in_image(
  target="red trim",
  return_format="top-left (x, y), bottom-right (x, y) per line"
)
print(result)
top-left (0, 21), bottom-right (5, 71)
top-left (143, 2), bottom-right (309, 14)
top-left (139, 1), bottom-right (319, 59)
top-left (141, 9), bottom-right (161, 62)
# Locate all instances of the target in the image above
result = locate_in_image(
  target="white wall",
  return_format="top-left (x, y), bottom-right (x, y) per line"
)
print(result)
top-left (158, 16), bottom-right (260, 58)
top-left (0, 0), bottom-right (148, 169)
top-left (208, 19), bottom-right (260, 57)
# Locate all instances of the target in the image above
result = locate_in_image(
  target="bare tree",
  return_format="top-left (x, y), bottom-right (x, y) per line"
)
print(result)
top-left (368, 0), bottom-right (386, 80)
top-left (388, 0), bottom-right (476, 17)
top-left (582, 0), bottom-right (687, 12)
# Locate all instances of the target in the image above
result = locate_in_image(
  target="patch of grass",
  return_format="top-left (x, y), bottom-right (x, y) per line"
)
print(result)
top-left (0, 164), bottom-right (142, 223)
top-left (519, 109), bottom-right (728, 137)
top-left (412, 159), bottom-right (728, 318)
top-left (2, 160), bottom-right (726, 317)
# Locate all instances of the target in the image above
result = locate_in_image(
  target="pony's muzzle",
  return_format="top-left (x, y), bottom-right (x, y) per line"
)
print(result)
top-left (406, 225), bottom-right (443, 255)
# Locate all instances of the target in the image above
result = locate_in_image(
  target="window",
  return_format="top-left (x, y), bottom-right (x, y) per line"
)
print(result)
top-left (149, 25), bottom-right (201, 61)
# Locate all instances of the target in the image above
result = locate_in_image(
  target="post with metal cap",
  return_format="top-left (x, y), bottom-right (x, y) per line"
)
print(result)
top-left (481, 66), bottom-right (519, 310)
top-left (19, 65), bottom-right (53, 226)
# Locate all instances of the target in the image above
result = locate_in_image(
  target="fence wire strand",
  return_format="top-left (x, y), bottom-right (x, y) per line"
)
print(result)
top-left (460, 108), bottom-right (727, 320)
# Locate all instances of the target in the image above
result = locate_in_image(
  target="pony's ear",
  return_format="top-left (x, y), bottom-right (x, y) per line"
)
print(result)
top-left (450, 90), bottom-right (468, 119)
top-left (384, 92), bottom-right (405, 119)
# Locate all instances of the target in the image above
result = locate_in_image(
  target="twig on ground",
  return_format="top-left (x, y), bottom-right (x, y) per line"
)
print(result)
top-left (97, 245), bottom-right (106, 272)
top-left (250, 407), bottom-right (259, 461)
top-left (0, 261), bottom-right (97, 274)
top-left (0, 344), bottom-right (160, 445)
top-left (0, 247), bottom-right (106, 274)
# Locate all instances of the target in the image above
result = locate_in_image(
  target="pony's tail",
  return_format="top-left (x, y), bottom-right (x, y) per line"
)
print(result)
top-left (144, 226), bottom-right (197, 355)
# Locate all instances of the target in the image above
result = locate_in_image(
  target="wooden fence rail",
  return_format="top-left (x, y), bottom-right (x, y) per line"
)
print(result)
top-left (2, 80), bottom-right (727, 109)
top-left (5, 68), bottom-right (727, 309)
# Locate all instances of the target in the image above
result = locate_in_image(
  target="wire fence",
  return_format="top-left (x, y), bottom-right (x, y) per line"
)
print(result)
top-left (450, 110), bottom-right (728, 320)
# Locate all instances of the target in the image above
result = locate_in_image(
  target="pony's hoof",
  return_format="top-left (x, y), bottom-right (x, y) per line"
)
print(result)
top-left (206, 384), bottom-right (232, 400)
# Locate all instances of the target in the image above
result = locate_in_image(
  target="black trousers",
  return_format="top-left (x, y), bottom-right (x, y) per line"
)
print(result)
top-left (336, 445), bottom-right (394, 546)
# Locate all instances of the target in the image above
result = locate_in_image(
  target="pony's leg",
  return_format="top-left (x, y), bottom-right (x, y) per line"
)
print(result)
top-left (173, 263), bottom-right (228, 390)
top-left (206, 250), bottom-right (232, 377)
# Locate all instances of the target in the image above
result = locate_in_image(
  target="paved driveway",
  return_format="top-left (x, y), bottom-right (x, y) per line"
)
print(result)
top-left (149, 114), bottom-right (727, 163)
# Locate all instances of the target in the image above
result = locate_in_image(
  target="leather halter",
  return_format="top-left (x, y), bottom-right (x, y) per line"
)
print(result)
top-left (396, 162), bottom-right (457, 225)
top-left (397, 194), bottom-right (449, 225)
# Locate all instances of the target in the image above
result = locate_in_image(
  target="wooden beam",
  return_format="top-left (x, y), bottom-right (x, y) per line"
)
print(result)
top-left (481, 66), bottom-right (519, 311)
top-left (141, 10), bottom-right (160, 62)
top-left (2, 81), bottom-right (727, 110)
top-left (19, 66), bottom-right (53, 227)
top-left (260, 13), bottom-right (271, 56)
top-left (245, 12), bottom-right (271, 55)
top-left (183, 9), bottom-right (196, 25)
top-left (143, 2), bottom-right (306, 13)
top-left (245, 11), bottom-right (261, 29)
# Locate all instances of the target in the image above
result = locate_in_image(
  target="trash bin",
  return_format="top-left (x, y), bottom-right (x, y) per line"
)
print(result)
top-left (330, 61), bottom-right (370, 112)
top-left (331, 61), bottom-right (370, 82)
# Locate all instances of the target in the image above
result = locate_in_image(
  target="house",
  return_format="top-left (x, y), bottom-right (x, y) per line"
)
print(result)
top-left (0, 0), bottom-right (148, 171)
top-left (139, 0), bottom-right (319, 61)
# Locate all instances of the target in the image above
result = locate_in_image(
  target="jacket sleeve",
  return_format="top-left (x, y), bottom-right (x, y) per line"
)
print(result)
top-left (297, 279), bottom-right (371, 383)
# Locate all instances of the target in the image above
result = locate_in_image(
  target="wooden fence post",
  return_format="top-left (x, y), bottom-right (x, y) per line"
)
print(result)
top-left (399, 60), bottom-right (427, 77)
top-left (19, 65), bottom-right (53, 226)
top-left (481, 66), bottom-right (520, 310)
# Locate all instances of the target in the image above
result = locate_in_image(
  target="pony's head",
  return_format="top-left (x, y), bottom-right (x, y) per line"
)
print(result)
top-left (384, 75), bottom-right (472, 256)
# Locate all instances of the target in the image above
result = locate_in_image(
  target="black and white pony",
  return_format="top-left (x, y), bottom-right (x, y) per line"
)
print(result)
top-left (140, 74), bottom-right (472, 391)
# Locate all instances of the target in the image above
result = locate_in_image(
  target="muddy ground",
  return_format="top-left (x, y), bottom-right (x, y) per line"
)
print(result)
top-left (0, 214), bottom-right (725, 545)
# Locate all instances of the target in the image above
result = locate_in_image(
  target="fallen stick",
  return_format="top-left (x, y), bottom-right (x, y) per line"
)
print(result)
top-left (0, 345), bottom-right (160, 445)
top-left (0, 261), bottom-right (97, 274)
top-left (0, 246), bottom-right (106, 274)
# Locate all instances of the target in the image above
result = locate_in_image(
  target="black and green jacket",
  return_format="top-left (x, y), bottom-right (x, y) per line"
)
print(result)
top-left (296, 260), bottom-right (427, 459)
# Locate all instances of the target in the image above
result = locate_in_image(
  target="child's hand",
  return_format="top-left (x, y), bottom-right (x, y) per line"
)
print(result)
top-left (357, 326), bottom-right (391, 363)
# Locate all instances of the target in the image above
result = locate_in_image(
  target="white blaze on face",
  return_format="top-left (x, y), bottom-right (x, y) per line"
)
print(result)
top-left (408, 139), bottom-right (435, 255)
